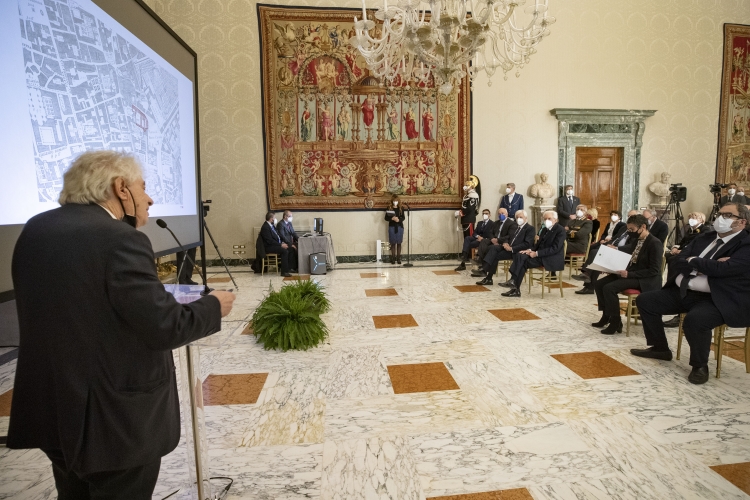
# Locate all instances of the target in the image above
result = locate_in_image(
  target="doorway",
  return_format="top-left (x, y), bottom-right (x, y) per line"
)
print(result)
top-left (575, 147), bottom-right (622, 233)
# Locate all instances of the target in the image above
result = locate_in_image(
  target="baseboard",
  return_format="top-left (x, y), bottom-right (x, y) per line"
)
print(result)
top-left (191, 253), bottom-right (458, 267)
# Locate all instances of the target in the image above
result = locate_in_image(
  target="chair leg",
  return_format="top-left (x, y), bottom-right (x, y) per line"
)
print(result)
top-left (559, 274), bottom-right (564, 298)
top-left (625, 296), bottom-right (632, 337)
top-left (261, 259), bottom-right (265, 276)
top-left (541, 270), bottom-right (546, 299)
top-left (715, 325), bottom-right (725, 379)
top-left (528, 269), bottom-right (532, 294)
top-left (568, 260), bottom-right (572, 279)
top-left (676, 314), bottom-right (684, 360)
top-left (745, 327), bottom-right (750, 374)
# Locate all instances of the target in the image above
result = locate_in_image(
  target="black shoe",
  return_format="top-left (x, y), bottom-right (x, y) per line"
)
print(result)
top-left (455, 262), bottom-right (466, 271)
top-left (471, 270), bottom-right (485, 277)
top-left (630, 347), bottom-right (673, 361)
top-left (282, 272), bottom-right (292, 277)
top-left (601, 320), bottom-right (623, 335)
top-left (397, 260), bottom-right (402, 265)
top-left (181, 279), bottom-right (199, 285)
top-left (592, 313), bottom-right (610, 327)
top-left (476, 277), bottom-right (493, 286)
top-left (571, 274), bottom-right (589, 282)
top-left (575, 287), bottom-right (595, 295)
top-left (391, 260), bottom-right (396, 265)
top-left (663, 316), bottom-right (681, 328)
top-left (688, 366), bottom-right (709, 385)
top-left (501, 288), bottom-right (521, 297)
top-left (498, 280), bottom-right (515, 288)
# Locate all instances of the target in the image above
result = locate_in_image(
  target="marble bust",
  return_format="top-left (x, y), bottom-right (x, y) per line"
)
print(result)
top-left (649, 171), bottom-right (671, 205)
top-left (529, 172), bottom-right (554, 205)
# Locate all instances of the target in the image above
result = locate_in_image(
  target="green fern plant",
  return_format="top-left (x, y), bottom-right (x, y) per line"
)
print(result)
top-left (251, 280), bottom-right (329, 351)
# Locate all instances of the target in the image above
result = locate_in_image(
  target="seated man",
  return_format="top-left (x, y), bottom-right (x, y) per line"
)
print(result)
top-left (471, 208), bottom-right (515, 277)
top-left (277, 210), bottom-right (299, 273)
top-left (574, 209), bottom-right (638, 294)
top-left (475, 210), bottom-right (531, 285)
top-left (592, 214), bottom-right (663, 335)
top-left (643, 209), bottom-right (669, 245)
top-left (632, 202), bottom-right (750, 385)
top-left (456, 208), bottom-right (494, 271)
top-left (565, 204), bottom-right (593, 255)
top-left (260, 211), bottom-right (291, 276)
top-left (500, 210), bottom-right (566, 297)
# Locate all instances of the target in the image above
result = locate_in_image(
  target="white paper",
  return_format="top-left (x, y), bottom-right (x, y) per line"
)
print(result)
top-left (587, 244), bottom-right (631, 273)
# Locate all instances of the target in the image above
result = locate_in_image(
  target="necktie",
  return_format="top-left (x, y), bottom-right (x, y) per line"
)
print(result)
top-left (271, 224), bottom-right (280, 243)
top-left (679, 238), bottom-right (723, 297)
top-left (510, 226), bottom-right (522, 245)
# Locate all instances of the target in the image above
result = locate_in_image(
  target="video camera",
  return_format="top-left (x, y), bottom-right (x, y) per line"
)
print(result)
top-left (202, 199), bottom-right (212, 217)
top-left (709, 183), bottom-right (729, 195)
top-left (669, 183), bottom-right (687, 203)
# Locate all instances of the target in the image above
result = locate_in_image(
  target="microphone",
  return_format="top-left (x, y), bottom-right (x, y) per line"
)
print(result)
top-left (156, 219), bottom-right (198, 286)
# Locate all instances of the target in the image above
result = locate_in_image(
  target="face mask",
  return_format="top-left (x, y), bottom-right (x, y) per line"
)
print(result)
top-left (713, 216), bottom-right (734, 233)
top-left (393, 202), bottom-right (398, 206)
top-left (483, 214), bottom-right (489, 220)
top-left (566, 190), bottom-right (573, 196)
top-left (463, 186), bottom-right (469, 191)
top-left (739, 191), bottom-right (745, 197)
top-left (287, 216), bottom-right (293, 222)
top-left (728, 189), bottom-right (736, 195)
top-left (544, 219), bottom-right (554, 229)
top-left (273, 218), bottom-right (278, 225)
top-left (688, 218), bottom-right (698, 227)
top-left (576, 210), bottom-right (584, 218)
top-left (611, 215), bottom-right (619, 222)
top-left (516, 217), bottom-right (524, 225)
top-left (628, 228), bottom-right (642, 236)
top-left (506, 187), bottom-right (512, 194)
top-left (499, 214), bottom-right (507, 221)
top-left (119, 187), bottom-right (138, 228)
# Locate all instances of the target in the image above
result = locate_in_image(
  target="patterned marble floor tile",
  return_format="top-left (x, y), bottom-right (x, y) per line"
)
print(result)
top-left (481, 338), bottom-right (581, 385)
top-left (529, 476), bottom-right (650, 500)
top-left (203, 373), bottom-right (268, 406)
top-left (152, 437), bottom-right (193, 500)
top-left (321, 435), bottom-right (424, 500)
top-left (388, 362), bottom-right (460, 394)
top-left (381, 337), bottom-right (494, 365)
top-left (411, 421), bottom-right (616, 498)
top-left (428, 489), bottom-right (533, 500)
top-left (0, 389), bottom-right (12, 417)
top-left (324, 346), bottom-right (393, 399)
top-left (0, 448), bottom-right (56, 500)
top-left (709, 462), bottom-right (750, 496)
top-left (0, 360), bottom-right (17, 394)
top-left (550, 352), bottom-right (640, 379)
top-left (0, 416), bottom-right (8, 436)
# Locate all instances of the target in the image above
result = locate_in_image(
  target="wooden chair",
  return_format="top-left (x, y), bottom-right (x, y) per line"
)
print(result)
top-left (261, 253), bottom-right (280, 276)
top-left (497, 260), bottom-right (512, 281)
top-left (527, 241), bottom-right (567, 298)
top-left (676, 314), bottom-right (750, 378)
top-left (567, 233), bottom-right (592, 279)
top-left (619, 289), bottom-right (640, 337)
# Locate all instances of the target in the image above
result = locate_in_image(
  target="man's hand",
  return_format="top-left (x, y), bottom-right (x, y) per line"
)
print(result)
top-left (476, 236), bottom-right (483, 241)
top-left (503, 243), bottom-right (512, 251)
top-left (210, 290), bottom-right (236, 317)
top-left (569, 214), bottom-right (575, 220)
top-left (292, 245), bottom-right (297, 250)
top-left (670, 247), bottom-right (680, 255)
top-left (604, 236), bottom-right (611, 241)
top-left (606, 244), bottom-right (617, 249)
top-left (617, 270), bottom-right (628, 278)
top-left (491, 238), bottom-right (499, 245)
top-left (718, 257), bottom-right (731, 262)
top-left (281, 243), bottom-right (288, 249)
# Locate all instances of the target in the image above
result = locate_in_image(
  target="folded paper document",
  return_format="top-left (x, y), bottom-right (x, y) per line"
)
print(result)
top-left (587, 244), bottom-right (631, 273)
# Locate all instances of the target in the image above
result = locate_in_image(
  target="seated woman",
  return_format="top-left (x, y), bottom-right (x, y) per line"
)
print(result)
top-left (586, 207), bottom-right (601, 243)
top-left (592, 214), bottom-right (664, 334)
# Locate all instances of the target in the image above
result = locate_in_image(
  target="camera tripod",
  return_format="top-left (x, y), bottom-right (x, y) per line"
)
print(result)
top-left (661, 195), bottom-right (684, 247)
top-left (199, 202), bottom-right (237, 292)
top-left (708, 191), bottom-right (722, 224)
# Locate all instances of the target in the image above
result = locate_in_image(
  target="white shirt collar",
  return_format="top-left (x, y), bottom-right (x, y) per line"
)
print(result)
top-left (97, 204), bottom-right (118, 219)
top-left (715, 230), bottom-right (742, 245)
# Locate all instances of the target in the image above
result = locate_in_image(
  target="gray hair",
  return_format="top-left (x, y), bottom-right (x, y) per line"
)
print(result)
top-left (59, 151), bottom-right (143, 205)
top-left (723, 202), bottom-right (750, 222)
top-left (543, 210), bottom-right (559, 220)
top-left (514, 209), bottom-right (527, 219)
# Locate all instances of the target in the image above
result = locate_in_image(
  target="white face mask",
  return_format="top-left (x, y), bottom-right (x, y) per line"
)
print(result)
top-left (544, 219), bottom-right (554, 229)
top-left (516, 217), bottom-right (525, 225)
top-left (739, 191), bottom-right (745, 197)
top-left (482, 214), bottom-right (489, 220)
top-left (688, 218), bottom-right (698, 227)
top-left (287, 216), bottom-right (293, 222)
top-left (611, 215), bottom-right (619, 222)
top-left (506, 187), bottom-right (512, 194)
top-left (273, 218), bottom-right (277, 225)
top-left (566, 190), bottom-right (573, 196)
top-left (463, 186), bottom-right (469, 191)
top-left (728, 188), bottom-right (736, 195)
top-left (713, 216), bottom-right (734, 233)
top-left (576, 210), bottom-right (584, 218)
top-left (393, 201), bottom-right (398, 206)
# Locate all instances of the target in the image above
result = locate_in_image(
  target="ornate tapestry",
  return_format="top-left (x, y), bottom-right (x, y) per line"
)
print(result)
top-left (258, 5), bottom-right (472, 210)
top-left (717, 24), bottom-right (750, 184)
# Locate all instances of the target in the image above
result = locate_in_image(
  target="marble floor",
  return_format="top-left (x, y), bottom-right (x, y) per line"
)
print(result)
top-left (1, 260), bottom-right (749, 499)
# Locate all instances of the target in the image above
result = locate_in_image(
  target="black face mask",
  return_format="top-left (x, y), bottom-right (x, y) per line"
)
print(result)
top-left (628, 228), bottom-right (642, 236)
top-left (118, 187), bottom-right (138, 228)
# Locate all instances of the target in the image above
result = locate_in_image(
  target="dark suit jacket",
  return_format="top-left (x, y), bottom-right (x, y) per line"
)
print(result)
top-left (505, 223), bottom-right (535, 253)
top-left (494, 218), bottom-right (518, 241)
top-left (8, 204), bottom-right (221, 474)
top-left (474, 219), bottom-right (494, 239)
top-left (666, 230), bottom-right (750, 327)
top-left (720, 194), bottom-right (748, 206)
top-left (499, 193), bottom-right (524, 215)
top-left (276, 220), bottom-right (299, 246)
top-left (533, 223), bottom-right (566, 271)
top-left (260, 220), bottom-right (283, 250)
top-left (622, 234), bottom-right (663, 291)
top-left (565, 218), bottom-right (593, 254)
top-left (649, 218), bottom-right (669, 244)
top-left (556, 195), bottom-right (580, 220)
top-left (599, 221), bottom-right (626, 243)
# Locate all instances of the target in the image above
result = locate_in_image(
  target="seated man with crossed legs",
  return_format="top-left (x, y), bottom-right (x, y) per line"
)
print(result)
top-left (475, 209), bottom-right (533, 286)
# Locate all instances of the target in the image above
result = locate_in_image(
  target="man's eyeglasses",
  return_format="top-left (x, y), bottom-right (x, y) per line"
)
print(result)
top-left (717, 212), bottom-right (740, 219)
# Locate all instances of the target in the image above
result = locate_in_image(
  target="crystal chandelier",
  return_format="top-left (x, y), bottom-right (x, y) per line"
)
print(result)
top-left (351, 0), bottom-right (555, 94)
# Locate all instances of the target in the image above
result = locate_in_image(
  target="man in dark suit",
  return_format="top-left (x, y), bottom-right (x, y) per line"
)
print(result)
top-left (8, 151), bottom-right (235, 499)
top-left (261, 211), bottom-right (291, 277)
top-left (720, 183), bottom-right (746, 205)
top-left (456, 208), bottom-right (494, 270)
top-left (643, 209), bottom-right (669, 245)
top-left (277, 210), bottom-right (299, 273)
top-left (475, 209), bottom-right (532, 285)
top-left (501, 210), bottom-right (566, 297)
top-left (565, 204), bottom-right (593, 255)
top-left (632, 202), bottom-right (750, 385)
top-left (556, 184), bottom-right (580, 221)
top-left (471, 208), bottom-right (515, 276)
top-left (498, 182), bottom-right (524, 215)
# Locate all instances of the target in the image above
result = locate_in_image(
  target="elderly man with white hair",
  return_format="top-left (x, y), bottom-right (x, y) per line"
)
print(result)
top-left (8, 150), bottom-right (236, 498)
top-left (474, 209), bottom-right (534, 285)
top-left (500, 210), bottom-right (567, 297)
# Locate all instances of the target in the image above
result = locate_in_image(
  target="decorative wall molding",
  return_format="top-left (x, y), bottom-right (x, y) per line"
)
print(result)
top-left (551, 108), bottom-right (656, 212)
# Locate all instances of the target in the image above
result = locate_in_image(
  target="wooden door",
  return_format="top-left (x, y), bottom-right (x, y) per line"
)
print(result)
top-left (575, 147), bottom-right (621, 233)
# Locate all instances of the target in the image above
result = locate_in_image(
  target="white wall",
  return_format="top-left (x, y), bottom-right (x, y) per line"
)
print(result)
top-left (143, 0), bottom-right (750, 258)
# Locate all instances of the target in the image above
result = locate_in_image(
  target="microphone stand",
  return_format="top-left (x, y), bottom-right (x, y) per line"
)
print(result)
top-left (159, 222), bottom-right (199, 286)
top-left (402, 203), bottom-right (413, 267)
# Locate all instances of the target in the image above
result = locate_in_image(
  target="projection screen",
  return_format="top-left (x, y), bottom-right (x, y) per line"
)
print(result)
top-left (0, 0), bottom-right (202, 295)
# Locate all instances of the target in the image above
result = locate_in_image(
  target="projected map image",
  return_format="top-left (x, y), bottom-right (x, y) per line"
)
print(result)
top-left (17, 0), bottom-right (183, 205)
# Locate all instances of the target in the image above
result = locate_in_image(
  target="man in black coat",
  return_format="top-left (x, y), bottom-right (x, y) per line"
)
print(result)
top-left (456, 208), bottom-right (494, 270)
top-left (556, 184), bottom-right (580, 221)
top-left (471, 208), bottom-right (516, 276)
top-left (475, 209), bottom-right (532, 285)
top-left (277, 210), bottom-right (299, 272)
top-left (643, 209), bottom-right (669, 245)
top-left (632, 202), bottom-right (750, 385)
top-left (8, 151), bottom-right (235, 499)
top-left (501, 210), bottom-right (566, 297)
top-left (261, 211), bottom-right (291, 277)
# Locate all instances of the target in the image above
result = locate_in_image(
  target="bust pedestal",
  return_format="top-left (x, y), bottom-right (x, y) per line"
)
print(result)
top-left (530, 204), bottom-right (555, 230)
